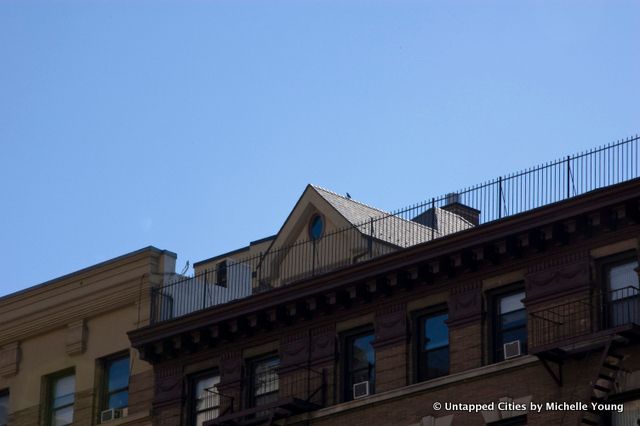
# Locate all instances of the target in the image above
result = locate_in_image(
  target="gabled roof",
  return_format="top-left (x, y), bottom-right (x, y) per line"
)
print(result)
top-left (311, 185), bottom-right (391, 226)
top-left (311, 185), bottom-right (473, 248)
top-left (195, 184), bottom-right (476, 268)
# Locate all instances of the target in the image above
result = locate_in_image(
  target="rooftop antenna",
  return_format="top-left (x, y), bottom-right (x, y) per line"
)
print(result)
top-left (180, 261), bottom-right (190, 275)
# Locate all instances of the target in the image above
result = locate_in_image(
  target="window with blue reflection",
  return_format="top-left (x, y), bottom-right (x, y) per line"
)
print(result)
top-left (343, 329), bottom-right (375, 401)
top-left (417, 311), bottom-right (449, 381)
top-left (494, 290), bottom-right (527, 362)
top-left (309, 215), bottom-right (324, 241)
top-left (105, 356), bottom-right (129, 409)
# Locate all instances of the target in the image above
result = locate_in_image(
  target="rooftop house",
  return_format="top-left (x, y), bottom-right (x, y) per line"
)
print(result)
top-left (153, 185), bottom-right (478, 323)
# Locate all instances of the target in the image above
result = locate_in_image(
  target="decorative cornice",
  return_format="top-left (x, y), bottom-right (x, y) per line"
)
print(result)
top-left (376, 302), bottom-right (407, 315)
top-left (310, 325), bottom-right (336, 366)
top-left (311, 324), bottom-right (335, 337)
top-left (153, 364), bottom-right (184, 406)
top-left (450, 280), bottom-right (482, 295)
top-left (374, 303), bottom-right (407, 349)
top-left (280, 332), bottom-right (310, 372)
top-left (129, 180), bottom-right (640, 359)
top-left (0, 247), bottom-right (164, 307)
top-left (526, 250), bottom-right (589, 274)
top-left (0, 342), bottom-right (20, 378)
top-left (0, 284), bottom-right (147, 346)
top-left (220, 350), bottom-right (243, 384)
top-left (447, 281), bottom-right (483, 328)
top-left (65, 319), bottom-right (87, 356)
top-left (525, 250), bottom-right (591, 305)
top-left (281, 330), bottom-right (309, 345)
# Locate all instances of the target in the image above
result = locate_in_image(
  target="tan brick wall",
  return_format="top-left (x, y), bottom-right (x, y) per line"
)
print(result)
top-left (7, 405), bottom-right (39, 426)
top-left (4, 390), bottom-right (95, 426)
top-left (129, 370), bottom-right (154, 416)
top-left (449, 323), bottom-right (482, 373)
top-left (73, 389), bottom-right (95, 426)
top-left (153, 404), bottom-right (182, 426)
top-left (375, 344), bottom-right (407, 393)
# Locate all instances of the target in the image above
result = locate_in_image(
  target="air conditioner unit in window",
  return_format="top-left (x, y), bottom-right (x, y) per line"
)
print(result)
top-left (503, 340), bottom-right (522, 359)
top-left (353, 381), bottom-right (370, 399)
top-left (100, 408), bottom-right (126, 423)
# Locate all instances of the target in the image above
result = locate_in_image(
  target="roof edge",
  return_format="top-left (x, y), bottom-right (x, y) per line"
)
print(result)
top-left (0, 245), bottom-right (175, 302)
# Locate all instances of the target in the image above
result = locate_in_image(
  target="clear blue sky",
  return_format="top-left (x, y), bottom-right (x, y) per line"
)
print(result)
top-left (1, 0), bottom-right (638, 296)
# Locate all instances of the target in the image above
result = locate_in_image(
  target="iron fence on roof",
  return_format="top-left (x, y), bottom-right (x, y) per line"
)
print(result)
top-left (150, 135), bottom-right (640, 324)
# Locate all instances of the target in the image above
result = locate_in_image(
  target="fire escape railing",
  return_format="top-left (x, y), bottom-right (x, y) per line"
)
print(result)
top-left (529, 286), bottom-right (640, 350)
top-left (201, 363), bottom-right (328, 426)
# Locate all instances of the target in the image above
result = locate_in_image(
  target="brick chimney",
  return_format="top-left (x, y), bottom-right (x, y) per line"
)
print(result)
top-left (441, 193), bottom-right (480, 225)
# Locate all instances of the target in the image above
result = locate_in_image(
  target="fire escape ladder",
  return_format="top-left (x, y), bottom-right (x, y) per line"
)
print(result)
top-left (579, 335), bottom-right (628, 426)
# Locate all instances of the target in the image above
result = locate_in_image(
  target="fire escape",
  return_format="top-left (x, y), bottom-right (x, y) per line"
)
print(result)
top-left (529, 286), bottom-right (640, 425)
top-left (203, 363), bottom-right (328, 426)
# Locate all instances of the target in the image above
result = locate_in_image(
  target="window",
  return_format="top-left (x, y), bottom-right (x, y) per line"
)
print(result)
top-left (342, 327), bottom-right (375, 401)
top-left (0, 390), bottom-right (8, 426)
top-left (309, 215), bottom-right (324, 240)
top-left (102, 355), bottom-right (129, 410)
top-left (48, 372), bottom-right (75, 426)
top-left (601, 252), bottom-right (640, 327)
top-left (248, 355), bottom-right (279, 408)
top-left (216, 260), bottom-right (228, 287)
top-left (416, 310), bottom-right (449, 381)
top-left (493, 288), bottom-right (527, 362)
top-left (191, 372), bottom-right (220, 426)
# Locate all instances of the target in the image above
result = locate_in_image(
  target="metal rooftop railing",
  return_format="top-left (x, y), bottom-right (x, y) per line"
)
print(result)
top-left (151, 135), bottom-right (640, 324)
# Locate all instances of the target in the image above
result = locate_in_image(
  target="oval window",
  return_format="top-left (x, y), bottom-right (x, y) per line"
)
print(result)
top-left (309, 215), bottom-right (324, 240)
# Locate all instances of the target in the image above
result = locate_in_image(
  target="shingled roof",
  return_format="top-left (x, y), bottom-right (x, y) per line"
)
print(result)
top-left (311, 185), bottom-right (474, 248)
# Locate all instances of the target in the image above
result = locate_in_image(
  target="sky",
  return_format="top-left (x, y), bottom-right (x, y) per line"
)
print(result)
top-left (1, 0), bottom-right (639, 296)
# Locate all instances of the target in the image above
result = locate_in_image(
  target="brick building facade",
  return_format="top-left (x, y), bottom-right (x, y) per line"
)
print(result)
top-left (129, 172), bottom-right (640, 424)
top-left (3, 139), bottom-right (640, 426)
